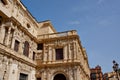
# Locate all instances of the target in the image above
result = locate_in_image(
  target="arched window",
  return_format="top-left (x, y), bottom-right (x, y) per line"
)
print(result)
top-left (23, 41), bottom-right (29, 57)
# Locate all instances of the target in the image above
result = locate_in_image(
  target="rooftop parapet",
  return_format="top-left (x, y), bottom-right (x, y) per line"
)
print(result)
top-left (37, 30), bottom-right (77, 40)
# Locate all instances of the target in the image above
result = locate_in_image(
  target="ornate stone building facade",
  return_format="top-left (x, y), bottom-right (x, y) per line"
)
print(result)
top-left (90, 65), bottom-right (103, 80)
top-left (103, 72), bottom-right (120, 80)
top-left (0, 0), bottom-right (90, 80)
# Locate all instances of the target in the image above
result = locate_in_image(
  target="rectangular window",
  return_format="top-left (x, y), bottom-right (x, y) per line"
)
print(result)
top-left (19, 73), bottom-right (28, 80)
top-left (56, 48), bottom-right (63, 60)
top-left (37, 78), bottom-right (41, 80)
top-left (91, 73), bottom-right (96, 79)
top-left (14, 40), bottom-right (19, 52)
top-left (32, 52), bottom-right (35, 60)
top-left (37, 43), bottom-right (43, 50)
top-left (0, 16), bottom-right (2, 25)
top-left (3, 27), bottom-right (8, 44)
top-left (23, 41), bottom-right (29, 57)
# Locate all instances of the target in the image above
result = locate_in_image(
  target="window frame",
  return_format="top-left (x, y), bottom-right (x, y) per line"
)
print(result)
top-left (32, 52), bottom-right (35, 60)
top-left (37, 43), bottom-right (43, 50)
top-left (23, 41), bottom-right (29, 57)
top-left (55, 48), bottom-right (64, 60)
top-left (19, 73), bottom-right (28, 80)
top-left (14, 40), bottom-right (20, 52)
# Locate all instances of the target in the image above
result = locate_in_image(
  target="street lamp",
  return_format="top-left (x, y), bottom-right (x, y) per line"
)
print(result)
top-left (113, 60), bottom-right (119, 80)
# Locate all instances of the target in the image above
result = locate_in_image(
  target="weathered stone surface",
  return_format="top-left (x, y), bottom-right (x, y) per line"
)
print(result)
top-left (0, 0), bottom-right (90, 80)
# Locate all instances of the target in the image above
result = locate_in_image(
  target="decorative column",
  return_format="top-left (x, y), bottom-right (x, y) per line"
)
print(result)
top-left (11, 26), bottom-right (17, 50)
top-left (70, 43), bottom-right (74, 61)
top-left (68, 43), bottom-right (72, 62)
top-left (8, 28), bottom-right (14, 48)
top-left (4, 27), bottom-right (11, 46)
top-left (73, 41), bottom-right (77, 61)
top-left (48, 47), bottom-right (52, 63)
top-left (2, 56), bottom-right (8, 80)
top-left (69, 68), bottom-right (74, 80)
top-left (52, 47), bottom-right (55, 62)
top-left (0, 54), bottom-right (3, 80)
top-left (64, 45), bottom-right (67, 62)
top-left (43, 70), bottom-right (47, 80)
top-left (0, 25), bottom-right (5, 44)
top-left (43, 46), bottom-right (48, 63)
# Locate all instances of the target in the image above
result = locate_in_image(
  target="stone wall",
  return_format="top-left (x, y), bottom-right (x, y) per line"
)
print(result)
top-left (0, 53), bottom-right (36, 80)
top-left (36, 35), bottom-right (90, 80)
top-left (0, 0), bottom-right (90, 80)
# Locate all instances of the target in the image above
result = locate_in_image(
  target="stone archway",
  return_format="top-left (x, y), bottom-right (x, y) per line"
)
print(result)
top-left (53, 74), bottom-right (67, 80)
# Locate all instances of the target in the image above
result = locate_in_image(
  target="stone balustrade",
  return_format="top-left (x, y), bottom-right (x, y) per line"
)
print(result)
top-left (37, 30), bottom-right (77, 40)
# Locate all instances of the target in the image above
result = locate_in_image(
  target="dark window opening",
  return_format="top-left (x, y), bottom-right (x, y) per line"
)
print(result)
top-left (54, 74), bottom-right (66, 80)
top-left (0, 20), bottom-right (1, 25)
top-left (32, 52), bottom-right (35, 60)
top-left (0, 0), bottom-right (7, 5)
top-left (14, 40), bottom-right (19, 52)
top-left (27, 23), bottom-right (30, 28)
top-left (91, 73), bottom-right (96, 79)
top-left (23, 41), bottom-right (29, 57)
top-left (3, 27), bottom-right (8, 44)
top-left (37, 43), bottom-right (43, 50)
top-left (37, 78), bottom-right (41, 80)
top-left (0, 16), bottom-right (2, 25)
top-left (56, 48), bottom-right (63, 60)
top-left (19, 73), bottom-right (28, 80)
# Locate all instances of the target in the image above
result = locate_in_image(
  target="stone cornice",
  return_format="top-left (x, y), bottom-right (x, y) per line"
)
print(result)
top-left (38, 34), bottom-right (79, 43)
top-left (17, 0), bottom-right (39, 28)
top-left (36, 61), bottom-right (81, 69)
top-left (0, 43), bottom-right (37, 67)
top-left (10, 17), bottom-right (38, 43)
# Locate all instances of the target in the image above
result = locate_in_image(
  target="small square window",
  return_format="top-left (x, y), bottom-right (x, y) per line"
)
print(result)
top-left (37, 43), bottom-right (43, 50)
top-left (37, 78), bottom-right (41, 80)
top-left (56, 48), bottom-right (63, 60)
top-left (19, 73), bottom-right (28, 80)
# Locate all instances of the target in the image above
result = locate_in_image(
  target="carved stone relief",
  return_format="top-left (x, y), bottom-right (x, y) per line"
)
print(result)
top-left (36, 53), bottom-right (42, 60)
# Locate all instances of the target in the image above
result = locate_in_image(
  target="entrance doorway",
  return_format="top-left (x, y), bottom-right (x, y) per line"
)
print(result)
top-left (53, 74), bottom-right (66, 80)
top-left (37, 78), bottom-right (41, 80)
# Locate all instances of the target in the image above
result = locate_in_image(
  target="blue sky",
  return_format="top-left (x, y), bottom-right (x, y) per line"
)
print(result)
top-left (21, 0), bottom-right (120, 73)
